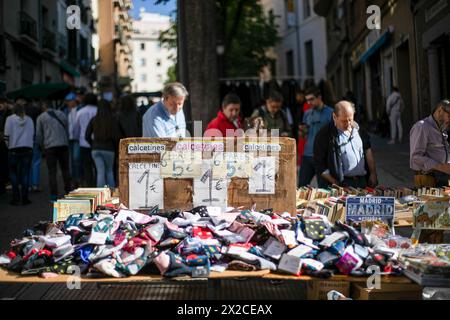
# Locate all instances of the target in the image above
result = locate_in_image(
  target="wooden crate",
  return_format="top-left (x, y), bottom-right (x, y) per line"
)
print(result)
top-left (119, 137), bottom-right (297, 213)
top-left (351, 283), bottom-right (422, 300)
top-left (307, 280), bottom-right (350, 300)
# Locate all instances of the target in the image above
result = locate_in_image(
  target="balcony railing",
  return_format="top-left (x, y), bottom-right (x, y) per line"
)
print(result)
top-left (43, 28), bottom-right (56, 52)
top-left (19, 11), bottom-right (37, 40)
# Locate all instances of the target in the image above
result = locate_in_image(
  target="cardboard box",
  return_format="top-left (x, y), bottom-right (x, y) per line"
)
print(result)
top-left (119, 137), bottom-right (297, 214)
top-left (351, 283), bottom-right (422, 300)
top-left (307, 280), bottom-right (350, 300)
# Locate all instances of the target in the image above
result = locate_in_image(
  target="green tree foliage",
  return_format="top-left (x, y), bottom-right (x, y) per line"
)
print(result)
top-left (165, 64), bottom-right (177, 84)
top-left (157, 0), bottom-right (279, 78)
top-left (216, 0), bottom-right (279, 77)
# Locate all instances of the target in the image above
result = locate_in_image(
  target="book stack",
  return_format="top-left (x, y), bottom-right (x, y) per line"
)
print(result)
top-left (53, 188), bottom-right (113, 222)
top-left (400, 248), bottom-right (450, 286)
top-left (315, 198), bottom-right (345, 223)
top-left (296, 186), bottom-right (429, 226)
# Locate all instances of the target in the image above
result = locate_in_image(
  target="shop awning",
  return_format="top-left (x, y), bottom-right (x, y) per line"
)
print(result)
top-left (132, 91), bottom-right (162, 98)
top-left (359, 30), bottom-right (391, 64)
top-left (59, 61), bottom-right (81, 77)
top-left (6, 83), bottom-right (71, 100)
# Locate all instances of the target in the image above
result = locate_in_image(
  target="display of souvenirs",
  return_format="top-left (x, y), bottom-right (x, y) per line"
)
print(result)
top-left (399, 245), bottom-right (450, 286)
top-left (414, 197), bottom-right (450, 230)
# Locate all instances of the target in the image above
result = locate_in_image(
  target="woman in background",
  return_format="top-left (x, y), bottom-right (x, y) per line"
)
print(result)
top-left (85, 100), bottom-right (123, 188)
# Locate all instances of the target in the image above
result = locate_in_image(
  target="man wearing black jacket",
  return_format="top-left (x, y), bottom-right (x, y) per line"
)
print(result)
top-left (313, 101), bottom-right (378, 188)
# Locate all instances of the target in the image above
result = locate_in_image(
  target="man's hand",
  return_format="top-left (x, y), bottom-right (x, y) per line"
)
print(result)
top-left (434, 163), bottom-right (450, 175)
top-left (299, 124), bottom-right (309, 138)
top-left (322, 173), bottom-right (339, 186)
top-left (368, 173), bottom-right (378, 188)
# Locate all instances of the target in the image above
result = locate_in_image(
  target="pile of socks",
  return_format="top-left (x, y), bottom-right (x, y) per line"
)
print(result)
top-left (0, 204), bottom-right (407, 279)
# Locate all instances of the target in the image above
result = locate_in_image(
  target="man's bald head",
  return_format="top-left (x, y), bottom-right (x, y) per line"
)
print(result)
top-left (333, 100), bottom-right (355, 131)
top-left (334, 101), bottom-right (355, 116)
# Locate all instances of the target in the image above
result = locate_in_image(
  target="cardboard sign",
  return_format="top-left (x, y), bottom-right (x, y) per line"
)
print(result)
top-left (160, 151), bottom-right (202, 178)
top-left (193, 161), bottom-right (228, 209)
top-left (128, 163), bottom-right (164, 209)
top-left (249, 157), bottom-right (276, 194)
top-left (127, 143), bottom-right (166, 154)
top-left (119, 138), bottom-right (297, 213)
top-left (414, 197), bottom-right (450, 230)
top-left (211, 152), bottom-right (253, 179)
top-left (345, 197), bottom-right (395, 223)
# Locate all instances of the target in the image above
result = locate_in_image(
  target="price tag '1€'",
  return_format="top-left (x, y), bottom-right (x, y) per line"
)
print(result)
top-left (193, 161), bottom-right (228, 210)
top-left (249, 157), bottom-right (276, 195)
top-left (128, 163), bottom-right (164, 209)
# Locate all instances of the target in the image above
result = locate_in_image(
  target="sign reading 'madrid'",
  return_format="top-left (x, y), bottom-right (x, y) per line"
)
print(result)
top-left (345, 197), bottom-right (395, 222)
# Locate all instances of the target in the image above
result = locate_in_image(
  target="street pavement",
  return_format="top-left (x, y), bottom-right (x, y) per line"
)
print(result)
top-left (0, 135), bottom-right (412, 252)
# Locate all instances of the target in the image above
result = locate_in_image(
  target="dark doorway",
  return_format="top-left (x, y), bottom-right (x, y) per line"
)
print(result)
top-left (396, 40), bottom-right (413, 133)
top-left (369, 54), bottom-right (382, 120)
top-left (437, 34), bottom-right (450, 100)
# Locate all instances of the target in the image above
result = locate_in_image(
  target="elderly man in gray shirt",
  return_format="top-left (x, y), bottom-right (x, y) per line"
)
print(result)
top-left (36, 101), bottom-right (71, 201)
top-left (410, 99), bottom-right (450, 187)
top-left (314, 101), bottom-right (378, 189)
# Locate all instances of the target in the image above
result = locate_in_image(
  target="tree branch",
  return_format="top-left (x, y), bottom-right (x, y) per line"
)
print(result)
top-left (225, 0), bottom-right (248, 50)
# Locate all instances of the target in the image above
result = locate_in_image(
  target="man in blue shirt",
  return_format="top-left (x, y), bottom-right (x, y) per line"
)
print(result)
top-left (313, 101), bottom-right (378, 189)
top-left (298, 88), bottom-right (334, 187)
top-left (143, 83), bottom-right (188, 138)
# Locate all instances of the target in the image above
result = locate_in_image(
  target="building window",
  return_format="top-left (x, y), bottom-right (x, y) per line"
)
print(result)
top-left (303, 0), bottom-right (312, 20)
top-left (286, 50), bottom-right (294, 77)
top-left (140, 42), bottom-right (145, 50)
top-left (285, 0), bottom-right (296, 28)
top-left (140, 58), bottom-right (146, 66)
top-left (305, 40), bottom-right (314, 77)
top-left (141, 74), bottom-right (147, 82)
top-left (156, 59), bottom-right (161, 67)
top-left (21, 60), bottom-right (34, 87)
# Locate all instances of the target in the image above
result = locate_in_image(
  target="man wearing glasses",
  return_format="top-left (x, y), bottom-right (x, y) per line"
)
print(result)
top-left (143, 83), bottom-right (188, 138)
top-left (313, 101), bottom-right (378, 189)
top-left (410, 99), bottom-right (450, 187)
top-left (298, 87), bottom-right (334, 187)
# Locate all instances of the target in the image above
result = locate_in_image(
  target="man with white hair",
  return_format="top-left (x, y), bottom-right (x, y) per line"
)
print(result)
top-left (313, 101), bottom-right (378, 188)
top-left (143, 82), bottom-right (188, 138)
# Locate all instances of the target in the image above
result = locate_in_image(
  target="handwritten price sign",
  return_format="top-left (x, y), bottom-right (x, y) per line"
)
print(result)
top-left (128, 163), bottom-right (164, 209)
top-left (160, 151), bottom-right (202, 178)
top-left (249, 157), bottom-right (276, 194)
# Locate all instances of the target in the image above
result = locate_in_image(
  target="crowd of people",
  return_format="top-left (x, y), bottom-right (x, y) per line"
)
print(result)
top-left (0, 90), bottom-right (142, 205)
top-left (1, 81), bottom-right (449, 206)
